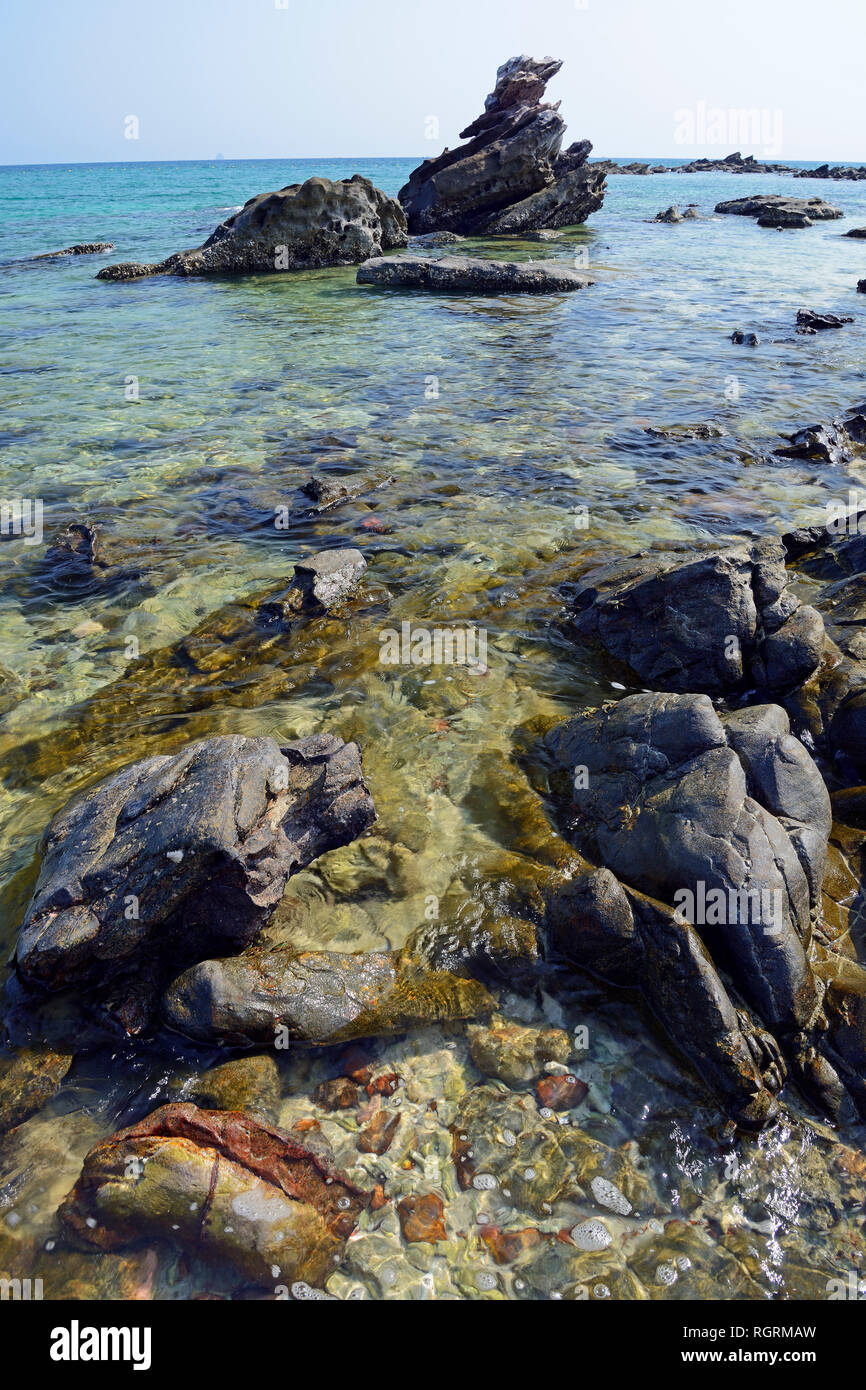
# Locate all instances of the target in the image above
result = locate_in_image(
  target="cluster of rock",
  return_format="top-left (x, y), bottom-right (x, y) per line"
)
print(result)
top-left (597, 151), bottom-right (866, 180)
top-left (97, 175), bottom-right (408, 280)
top-left (397, 56), bottom-right (606, 236)
top-left (715, 194), bottom-right (844, 228)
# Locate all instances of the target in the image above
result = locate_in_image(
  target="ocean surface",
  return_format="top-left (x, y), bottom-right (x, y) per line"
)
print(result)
top-left (1, 156), bottom-right (866, 1301)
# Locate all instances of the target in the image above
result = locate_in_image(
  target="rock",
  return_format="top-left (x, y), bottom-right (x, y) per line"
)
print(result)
top-left (357, 1109), bottom-right (400, 1154)
top-left (731, 330), bottom-right (759, 346)
top-left (682, 206), bottom-right (700, 219)
top-left (282, 548), bottom-right (368, 613)
top-left (565, 539), bottom-right (824, 695)
top-left (796, 309), bottom-right (854, 332)
top-left (409, 230), bottom-right (465, 247)
top-left (0, 1046), bottom-right (73, 1131)
top-left (32, 242), bottom-right (114, 260)
top-left (774, 420), bottom-right (852, 466)
top-left (59, 1103), bottom-right (368, 1289)
top-left (175, 1054), bottom-right (281, 1122)
top-left (97, 175), bottom-right (407, 279)
top-left (162, 948), bottom-right (494, 1046)
top-left (14, 732), bottom-right (375, 1025)
top-left (828, 691), bottom-right (866, 779)
top-left (535, 1073), bottom-right (588, 1110)
top-left (654, 205), bottom-right (683, 223)
top-left (357, 254), bottom-right (593, 294)
top-left (542, 691), bottom-right (862, 1120)
top-left (313, 1076), bottom-right (360, 1111)
top-left (396, 1192), bottom-right (447, 1244)
top-left (715, 194), bottom-right (843, 224)
top-left (468, 1018), bottom-right (572, 1086)
top-left (644, 422), bottom-right (725, 440)
top-left (480, 1226), bottom-right (542, 1264)
top-left (858, 279), bottom-right (866, 294)
top-left (843, 227), bottom-right (866, 237)
top-left (41, 521), bottom-right (101, 588)
top-left (397, 55), bottom-right (604, 235)
top-left (300, 472), bottom-right (393, 515)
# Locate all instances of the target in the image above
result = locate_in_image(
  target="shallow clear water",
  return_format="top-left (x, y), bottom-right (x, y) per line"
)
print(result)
top-left (1, 157), bottom-right (866, 1301)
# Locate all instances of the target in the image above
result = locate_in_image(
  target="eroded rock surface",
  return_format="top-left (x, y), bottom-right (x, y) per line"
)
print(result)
top-left (98, 175), bottom-right (407, 279)
top-left (13, 733), bottom-right (375, 1029)
top-left (358, 254), bottom-right (593, 294)
top-left (397, 56), bottom-right (605, 235)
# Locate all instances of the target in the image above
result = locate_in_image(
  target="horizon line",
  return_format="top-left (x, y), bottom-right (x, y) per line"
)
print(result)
top-left (1, 153), bottom-right (863, 171)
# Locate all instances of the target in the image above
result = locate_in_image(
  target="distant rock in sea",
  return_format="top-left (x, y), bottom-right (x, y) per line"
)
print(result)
top-left (715, 194), bottom-right (844, 227)
top-left (97, 174), bottom-right (407, 280)
top-left (397, 55), bottom-right (606, 236)
top-left (32, 242), bottom-right (114, 260)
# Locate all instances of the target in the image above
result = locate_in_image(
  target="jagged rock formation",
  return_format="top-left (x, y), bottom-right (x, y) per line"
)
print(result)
top-left (398, 56), bottom-right (605, 235)
top-left (715, 194), bottom-right (843, 226)
top-left (97, 175), bottom-right (406, 280)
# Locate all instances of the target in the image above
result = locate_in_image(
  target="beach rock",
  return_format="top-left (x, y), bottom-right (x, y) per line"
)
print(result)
top-left (300, 473), bottom-right (393, 515)
top-left (281, 548), bottom-right (368, 613)
top-left (468, 1018), bottom-right (572, 1086)
top-left (796, 310), bottom-right (854, 332)
top-left (535, 1073), bottom-right (588, 1110)
top-left (32, 242), bottom-right (114, 260)
top-left (409, 230), bottom-right (465, 247)
top-left (0, 1046), bottom-right (73, 1131)
top-left (59, 1103), bottom-right (368, 1289)
top-left (653, 205), bottom-right (683, 223)
top-left (731, 330), bottom-right (759, 345)
top-left (774, 421), bottom-right (852, 466)
top-left (162, 948), bottom-right (494, 1046)
top-left (14, 732), bottom-right (375, 1021)
top-left (98, 175), bottom-right (407, 279)
top-left (843, 228), bottom-right (866, 237)
top-left (357, 254), bottom-right (593, 294)
top-left (715, 194), bottom-right (843, 224)
top-left (858, 279), bottom-right (866, 294)
top-left (565, 540), bottom-right (825, 695)
top-left (357, 1109), bottom-right (400, 1154)
top-left (644, 422), bottom-right (725, 440)
top-left (313, 1076), bottom-right (360, 1111)
top-left (396, 1192), bottom-right (446, 1244)
top-left (397, 55), bottom-right (604, 235)
top-left (173, 1054), bottom-right (281, 1122)
top-left (41, 521), bottom-right (101, 588)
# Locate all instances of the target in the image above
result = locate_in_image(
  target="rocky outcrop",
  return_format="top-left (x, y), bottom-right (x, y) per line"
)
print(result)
top-left (13, 733), bottom-right (375, 1029)
top-left (397, 56), bottom-right (605, 235)
top-left (60, 1103), bottom-right (368, 1289)
top-left (163, 949), bottom-right (494, 1045)
top-left (32, 242), bottom-right (114, 260)
top-left (97, 175), bottom-right (407, 279)
top-left (543, 692), bottom-right (865, 1120)
top-left (357, 254), bottom-right (593, 294)
top-left (796, 309), bottom-right (854, 333)
top-left (773, 420), bottom-right (853, 466)
top-left (715, 194), bottom-right (843, 225)
top-left (565, 540), bottom-right (825, 695)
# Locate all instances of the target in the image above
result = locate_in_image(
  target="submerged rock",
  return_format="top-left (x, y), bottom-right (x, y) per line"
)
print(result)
top-left (14, 732), bottom-right (375, 1026)
top-left (162, 948), bottom-right (494, 1046)
top-left (31, 242), bottom-right (114, 260)
top-left (796, 309), bottom-right (854, 332)
top-left (653, 205), bottom-right (683, 223)
top-left (565, 539), bottom-right (825, 695)
top-left (60, 1103), bottom-right (368, 1289)
top-left (267, 547), bottom-right (368, 615)
top-left (397, 55), bottom-right (604, 235)
top-left (0, 1046), bottom-right (73, 1131)
top-left (357, 254), bottom-right (593, 294)
top-left (98, 175), bottom-right (407, 279)
top-left (774, 420), bottom-right (852, 466)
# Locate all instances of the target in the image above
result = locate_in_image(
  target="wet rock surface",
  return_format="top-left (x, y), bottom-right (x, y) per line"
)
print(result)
top-left (357, 254), bottom-right (594, 295)
top-left (565, 539), bottom-right (825, 695)
top-left (715, 194), bottom-right (844, 224)
top-left (397, 56), bottom-right (605, 235)
top-left (31, 242), bottom-right (114, 260)
top-left (98, 175), bottom-right (407, 279)
top-left (12, 732), bottom-right (375, 1030)
top-left (59, 1103), bottom-right (369, 1289)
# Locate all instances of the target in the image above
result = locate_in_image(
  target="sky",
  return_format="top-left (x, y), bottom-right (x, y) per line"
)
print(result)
top-left (1, 0), bottom-right (864, 165)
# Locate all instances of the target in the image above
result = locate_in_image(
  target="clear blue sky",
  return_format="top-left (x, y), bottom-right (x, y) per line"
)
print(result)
top-left (1, 0), bottom-right (864, 164)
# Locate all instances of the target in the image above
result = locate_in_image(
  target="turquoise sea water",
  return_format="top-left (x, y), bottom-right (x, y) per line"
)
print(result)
top-left (1, 157), bottom-right (866, 1300)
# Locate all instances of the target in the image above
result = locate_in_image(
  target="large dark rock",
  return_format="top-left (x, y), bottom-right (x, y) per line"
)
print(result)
top-left (715, 194), bottom-right (843, 223)
top-left (565, 540), bottom-right (825, 695)
top-left (397, 55), bottom-right (605, 235)
top-left (14, 733), bottom-right (376, 1024)
top-left (31, 242), bottom-right (114, 260)
top-left (357, 254), bottom-right (593, 294)
top-left (97, 175), bottom-right (407, 279)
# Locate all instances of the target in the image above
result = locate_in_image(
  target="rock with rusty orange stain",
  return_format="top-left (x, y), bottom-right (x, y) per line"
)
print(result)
top-left (480, 1225), bottom-right (542, 1264)
top-left (397, 1192), bottom-right (447, 1244)
top-left (357, 1109), bottom-right (401, 1155)
top-left (339, 1044), bottom-right (375, 1085)
top-left (366, 1072), bottom-right (400, 1099)
top-left (59, 1102), bottom-right (369, 1289)
top-left (313, 1076), bottom-right (360, 1110)
top-left (535, 1073), bottom-right (588, 1110)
